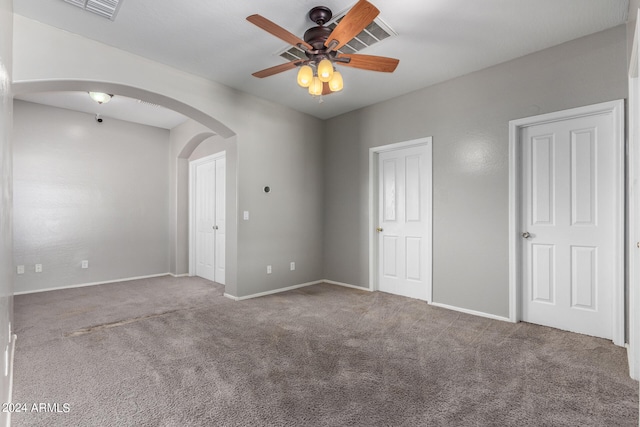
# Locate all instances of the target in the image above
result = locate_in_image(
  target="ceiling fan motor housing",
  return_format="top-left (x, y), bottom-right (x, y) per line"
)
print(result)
top-left (308, 6), bottom-right (332, 25)
top-left (303, 26), bottom-right (333, 50)
top-left (304, 6), bottom-right (338, 62)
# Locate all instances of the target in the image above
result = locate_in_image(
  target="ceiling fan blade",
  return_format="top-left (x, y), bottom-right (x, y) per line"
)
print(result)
top-left (337, 54), bottom-right (399, 73)
top-left (322, 82), bottom-right (332, 96)
top-left (247, 15), bottom-right (313, 51)
top-left (252, 61), bottom-right (302, 78)
top-left (325, 0), bottom-right (379, 51)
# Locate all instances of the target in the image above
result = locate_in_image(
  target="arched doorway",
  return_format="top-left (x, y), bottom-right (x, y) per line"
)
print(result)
top-left (12, 80), bottom-right (238, 296)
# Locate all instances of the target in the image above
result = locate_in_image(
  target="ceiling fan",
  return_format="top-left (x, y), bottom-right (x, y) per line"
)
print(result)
top-left (247, 0), bottom-right (399, 96)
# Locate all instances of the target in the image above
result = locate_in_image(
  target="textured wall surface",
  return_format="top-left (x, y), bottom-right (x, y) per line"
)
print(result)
top-left (13, 17), bottom-right (325, 298)
top-left (324, 26), bottom-right (628, 318)
top-left (169, 121), bottom-right (239, 296)
top-left (11, 15), bottom-right (628, 314)
top-left (13, 101), bottom-right (171, 293)
top-left (189, 135), bottom-right (227, 162)
top-left (168, 119), bottom-right (216, 277)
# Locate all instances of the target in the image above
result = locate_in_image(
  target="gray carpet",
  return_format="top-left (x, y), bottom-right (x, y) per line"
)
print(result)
top-left (11, 276), bottom-right (639, 426)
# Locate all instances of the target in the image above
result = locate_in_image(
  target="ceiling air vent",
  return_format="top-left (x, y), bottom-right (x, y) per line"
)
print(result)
top-left (279, 13), bottom-right (396, 62)
top-left (63, 0), bottom-right (123, 21)
top-left (137, 99), bottom-right (162, 108)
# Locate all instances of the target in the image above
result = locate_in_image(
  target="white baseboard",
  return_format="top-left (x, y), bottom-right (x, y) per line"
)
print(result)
top-left (224, 280), bottom-right (324, 301)
top-left (324, 280), bottom-right (372, 292)
top-left (324, 281), bottom-right (509, 323)
top-left (224, 280), bottom-right (371, 301)
top-left (430, 302), bottom-right (511, 323)
top-left (14, 273), bottom-right (173, 295)
top-left (25, 275), bottom-right (508, 327)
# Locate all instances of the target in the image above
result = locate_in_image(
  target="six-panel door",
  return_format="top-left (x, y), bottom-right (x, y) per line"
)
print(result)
top-left (378, 144), bottom-right (431, 301)
top-left (521, 113), bottom-right (616, 339)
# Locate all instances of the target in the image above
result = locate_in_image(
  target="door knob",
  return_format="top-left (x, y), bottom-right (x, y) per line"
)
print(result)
top-left (213, 225), bottom-right (219, 230)
top-left (376, 227), bottom-right (383, 233)
top-left (522, 231), bottom-right (531, 239)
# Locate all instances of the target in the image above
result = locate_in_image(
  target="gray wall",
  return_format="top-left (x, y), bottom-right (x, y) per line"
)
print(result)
top-left (11, 16), bottom-right (627, 311)
top-left (235, 104), bottom-right (325, 296)
top-left (0, 0), bottom-right (12, 423)
top-left (167, 119), bottom-right (214, 277)
top-left (169, 121), bottom-right (239, 296)
top-left (324, 25), bottom-right (628, 318)
top-left (13, 16), bottom-right (326, 299)
top-left (189, 135), bottom-right (227, 162)
top-left (13, 15), bottom-right (324, 296)
top-left (13, 101), bottom-right (171, 293)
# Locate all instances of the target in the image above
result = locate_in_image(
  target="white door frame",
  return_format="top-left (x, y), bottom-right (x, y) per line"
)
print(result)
top-left (627, 7), bottom-right (640, 379)
top-left (368, 137), bottom-right (433, 302)
top-left (508, 100), bottom-right (624, 346)
top-left (188, 151), bottom-right (226, 278)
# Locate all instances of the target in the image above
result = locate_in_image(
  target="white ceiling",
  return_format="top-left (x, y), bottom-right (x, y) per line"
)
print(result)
top-left (13, 0), bottom-right (630, 125)
top-left (16, 91), bottom-right (188, 129)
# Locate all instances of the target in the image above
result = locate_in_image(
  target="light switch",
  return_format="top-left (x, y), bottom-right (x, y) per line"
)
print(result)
top-left (267, 265), bottom-right (272, 274)
top-left (243, 211), bottom-right (249, 220)
top-left (35, 264), bottom-right (42, 273)
top-left (81, 260), bottom-right (89, 269)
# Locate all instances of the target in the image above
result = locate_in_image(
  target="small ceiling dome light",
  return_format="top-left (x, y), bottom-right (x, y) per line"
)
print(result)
top-left (89, 92), bottom-right (113, 104)
top-left (308, 76), bottom-right (323, 96)
top-left (317, 59), bottom-right (334, 83)
top-left (297, 65), bottom-right (314, 88)
top-left (328, 70), bottom-right (343, 92)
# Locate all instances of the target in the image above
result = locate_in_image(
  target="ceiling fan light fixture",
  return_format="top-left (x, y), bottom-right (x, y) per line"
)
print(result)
top-left (247, 2), bottom-right (398, 99)
top-left (317, 59), bottom-right (334, 83)
top-left (308, 77), bottom-right (323, 96)
top-left (328, 70), bottom-right (344, 92)
top-left (89, 92), bottom-right (113, 104)
top-left (297, 65), bottom-right (314, 88)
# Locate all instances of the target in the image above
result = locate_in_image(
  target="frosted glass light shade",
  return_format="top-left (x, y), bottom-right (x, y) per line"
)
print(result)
top-left (308, 77), bottom-right (323, 96)
top-left (297, 65), bottom-right (313, 88)
top-left (317, 59), bottom-right (334, 82)
top-left (328, 71), bottom-right (343, 92)
top-left (89, 92), bottom-right (113, 104)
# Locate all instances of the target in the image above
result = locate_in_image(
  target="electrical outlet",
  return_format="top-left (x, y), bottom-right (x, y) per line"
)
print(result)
top-left (35, 264), bottom-right (42, 273)
top-left (81, 260), bottom-right (89, 269)
top-left (290, 262), bottom-right (295, 271)
top-left (16, 265), bottom-right (24, 275)
top-left (243, 211), bottom-right (250, 220)
top-left (267, 265), bottom-right (272, 274)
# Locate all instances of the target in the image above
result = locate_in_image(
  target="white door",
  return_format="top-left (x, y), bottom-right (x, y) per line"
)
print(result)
top-left (520, 110), bottom-right (619, 339)
top-left (378, 144), bottom-right (431, 301)
top-left (195, 160), bottom-right (216, 281)
top-left (629, 15), bottom-right (640, 377)
top-left (193, 154), bottom-right (226, 284)
top-left (214, 157), bottom-right (226, 284)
